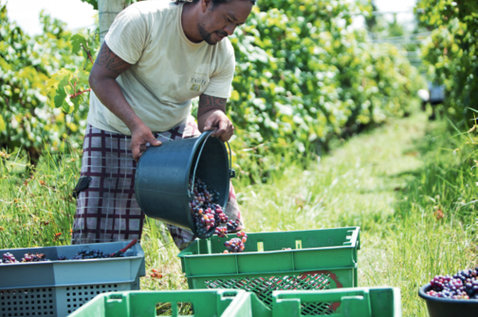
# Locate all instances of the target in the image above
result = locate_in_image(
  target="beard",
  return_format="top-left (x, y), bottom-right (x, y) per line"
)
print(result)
top-left (197, 20), bottom-right (227, 45)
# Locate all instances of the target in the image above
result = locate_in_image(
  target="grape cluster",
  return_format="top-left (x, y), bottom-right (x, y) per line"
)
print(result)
top-left (189, 177), bottom-right (228, 237)
top-left (1, 252), bottom-right (18, 264)
top-left (62, 249), bottom-right (124, 260)
top-left (215, 219), bottom-right (242, 239)
top-left (22, 253), bottom-right (48, 262)
top-left (1, 249), bottom-right (127, 263)
top-left (226, 219), bottom-right (240, 232)
top-left (224, 238), bottom-right (245, 253)
top-left (1, 252), bottom-right (50, 263)
top-left (426, 268), bottom-right (478, 299)
top-left (223, 231), bottom-right (248, 253)
top-left (215, 227), bottom-right (228, 238)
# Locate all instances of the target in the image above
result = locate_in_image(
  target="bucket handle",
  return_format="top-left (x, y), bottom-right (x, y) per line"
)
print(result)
top-left (188, 131), bottom-right (234, 205)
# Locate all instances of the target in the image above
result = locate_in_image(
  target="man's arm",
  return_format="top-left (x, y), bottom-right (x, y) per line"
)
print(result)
top-left (197, 94), bottom-right (234, 142)
top-left (89, 42), bottom-right (161, 161)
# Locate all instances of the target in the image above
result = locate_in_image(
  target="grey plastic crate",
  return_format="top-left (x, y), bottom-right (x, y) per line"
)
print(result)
top-left (0, 241), bottom-right (145, 317)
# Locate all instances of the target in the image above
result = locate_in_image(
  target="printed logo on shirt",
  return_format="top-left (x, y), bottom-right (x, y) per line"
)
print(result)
top-left (189, 72), bottom-right (208, 92)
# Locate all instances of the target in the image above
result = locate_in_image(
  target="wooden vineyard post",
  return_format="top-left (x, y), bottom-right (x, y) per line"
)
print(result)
top-left (98, 0), bottom-right (129, 45)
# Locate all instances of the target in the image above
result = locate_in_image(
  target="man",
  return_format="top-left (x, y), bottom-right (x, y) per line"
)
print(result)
top-left (72, 0), bottom-right (255, 249)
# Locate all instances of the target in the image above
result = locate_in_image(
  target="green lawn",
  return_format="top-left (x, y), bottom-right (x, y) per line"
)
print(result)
top-left (1, 112), bottom-right (476, 316)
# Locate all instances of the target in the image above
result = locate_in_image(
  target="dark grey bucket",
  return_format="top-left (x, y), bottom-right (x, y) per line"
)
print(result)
top-left (419, 283), bottom-right (478, 317)
top-left (134, 131), bottom-right (231, 238)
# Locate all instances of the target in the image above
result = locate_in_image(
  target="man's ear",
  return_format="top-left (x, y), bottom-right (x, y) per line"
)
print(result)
top-left (201, 0), bottom-right (213, 13)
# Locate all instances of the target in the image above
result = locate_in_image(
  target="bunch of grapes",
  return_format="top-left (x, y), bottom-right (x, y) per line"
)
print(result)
top-left (236, 231), bottom-right (247, 243)
top-left (215, 227), bottom-right (228, 238)
top-left (223, 231), bottom-right (248, 253)
top-left (226, 219), bottom-right (240, 232)
top-left (22, 253), bottom-right (49, 262)
top-left (189, 177), bottom-right (228, 237)
top-left (426, 268), bottom-right (478, 299)
top-left (224, 238), bottom-right (245, 253)
top-left (1, 252), bottom-right (50, 263)
top-left (1, 252), bottom-right (18, 264)
top-left (63, 249), bottom-right (122, 260)
top-left (1, 249), bottom-right (127, 263)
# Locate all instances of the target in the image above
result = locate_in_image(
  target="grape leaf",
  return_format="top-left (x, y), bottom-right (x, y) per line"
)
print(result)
top-left (70, 34), bottom-right (87, 55)
top-left (54, 86), bottom-right (67, 109)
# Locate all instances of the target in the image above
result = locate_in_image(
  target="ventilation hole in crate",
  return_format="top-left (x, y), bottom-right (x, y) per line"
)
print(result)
top-left (65, 283), bottom-right (122, 315)
top-left (205, 272), bottom-right (334, 310)
top-left (177, 302), bottom-right (194, 316)
top-left (155, 302), bottom-right (172, 316)
top-left (0, 288), bottom-right (55, 317)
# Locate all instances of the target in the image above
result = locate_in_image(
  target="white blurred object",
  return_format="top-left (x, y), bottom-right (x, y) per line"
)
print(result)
top-left (417, 89), bottom-right (430, 102)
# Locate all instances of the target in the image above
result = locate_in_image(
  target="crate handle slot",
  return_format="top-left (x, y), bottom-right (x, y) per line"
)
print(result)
top-left (295, 240), bottom-right (302, 249)
top-left (272, 289), bottom-right (372, 317)
top-left (257, 241), bottom-right (264, 252)
top-left (106, 294), bottom-right (124, 303)
top-left (344, 228), bottom-right (359, 246)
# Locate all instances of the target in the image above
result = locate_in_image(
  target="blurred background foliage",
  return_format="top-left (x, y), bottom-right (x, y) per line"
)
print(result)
top-left (218, 0), bottom-right (425, 182)
top-left (416, 0), bottom-right (478, 128)
top-left (0, 4), bottom-right (96, 159)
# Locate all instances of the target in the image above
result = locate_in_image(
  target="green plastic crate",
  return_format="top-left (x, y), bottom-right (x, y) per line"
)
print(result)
top-left (68, 290), bottom-right (253, 317)
top-left (178, 227), bottom-right (360, 308)
top-left (270, 287), bottom-right (402, 316)
top-left (67, 287), bottom-right (401, 317)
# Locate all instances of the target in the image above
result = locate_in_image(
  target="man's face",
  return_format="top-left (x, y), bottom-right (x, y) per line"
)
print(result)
top-left (197, 0), bottom-right (253, 45)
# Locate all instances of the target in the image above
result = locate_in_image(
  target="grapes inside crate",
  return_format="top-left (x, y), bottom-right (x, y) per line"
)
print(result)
top-left (0, 241), bottom-right (145, 317)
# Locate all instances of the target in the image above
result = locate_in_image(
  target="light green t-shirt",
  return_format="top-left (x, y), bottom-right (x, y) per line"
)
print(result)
top-left (87, 0), bottom-right (235, 135)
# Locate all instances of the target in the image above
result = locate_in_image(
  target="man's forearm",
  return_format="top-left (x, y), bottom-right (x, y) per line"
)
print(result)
top-left (197, 94), bottom-right (227, 131)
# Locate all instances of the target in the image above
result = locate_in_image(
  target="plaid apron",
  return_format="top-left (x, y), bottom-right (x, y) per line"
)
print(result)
top-left (71, 116), bottom-right (243, 249)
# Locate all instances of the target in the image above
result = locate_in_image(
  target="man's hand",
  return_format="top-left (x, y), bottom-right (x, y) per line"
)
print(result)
top-left (203, 110), bottom-right (234, 142)
top-left (130, 122), bottom-right (162, 161)
top-left (197, 94), bottom-right (234, 142)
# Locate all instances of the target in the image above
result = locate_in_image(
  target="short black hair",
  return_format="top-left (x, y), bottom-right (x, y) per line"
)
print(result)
top-left (176, 0), bottom-right (257, 6)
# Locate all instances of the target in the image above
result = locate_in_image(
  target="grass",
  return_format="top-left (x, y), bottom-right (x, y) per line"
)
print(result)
top-left (0, 111), bottom-right (477, 316)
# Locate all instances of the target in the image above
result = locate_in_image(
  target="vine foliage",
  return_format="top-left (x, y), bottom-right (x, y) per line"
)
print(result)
top-left (417, 0), bottom-right (478, 127)
top-left (0, 4), bottom-right (98, 157)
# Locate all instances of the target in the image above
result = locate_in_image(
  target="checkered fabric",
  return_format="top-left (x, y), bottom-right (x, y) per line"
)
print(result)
top-left (71, 116), bottom-right (243, 249)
